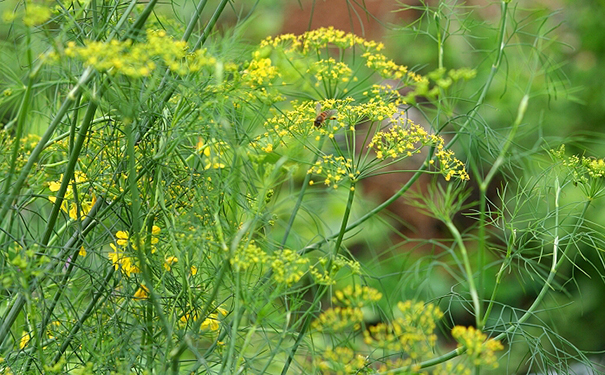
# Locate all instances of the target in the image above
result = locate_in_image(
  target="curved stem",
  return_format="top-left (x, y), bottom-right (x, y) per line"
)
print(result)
top-left (416, 188), bottom-right (590, 371)
top-left (444, 220), bottom-right (481, 328)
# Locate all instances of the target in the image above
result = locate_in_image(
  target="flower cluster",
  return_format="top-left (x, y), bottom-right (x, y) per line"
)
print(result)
top-left (241, 51), bottom-right (280, 88)
top-left (230, 242), bottom-right (269, 272)
top-left (55, 29), bottom-right (216, 77)
top-left (260, 27), bottom-right (383, 54)
top-left (451, 326), bottom-right (504, 368)
top-left (368, 120), bottom-right (469, 181)
top-left (48, 171), bottom-right (97, 221)
top-left (309, 256), bottom-right (361, 285)
top-left (249, 101), bottom-right (321, 155)
top-left (363, 51), bottom-right (413, 80)
top-left (552, 145), bottom-right (605, 188)
top-left (363, 83), bottom-right (405, 106)
top-left (312, 306), bottom-right (364, 332)
top-left (308, 155), bottom-right (360, 189)
top-left (363, 301), bottom-right (443, 358)
top-left (2, 3), bottom-right (51, 26)
top-left (180, 306), bottom-right (229, 333)
top-left (270, 249), bottom-right (310, 286)
top-left (308, 58), bottom-right (353, 87)
top-left (196, 137), bottom-right (227, 170)
top-left (315, 346), bottom-right (368, 374)
top-left (332, 285), bottom-right (382, 307)
top-left (108, 226), bottom-right (161, 277)
top-left (257, 27), bottom-right (423, 95)
top-left (312, 285), bottom-right (380, 333)
top-left (343, 99), bottom-right (399, 126)
top-left (229, 244), bottom-right (310, 287)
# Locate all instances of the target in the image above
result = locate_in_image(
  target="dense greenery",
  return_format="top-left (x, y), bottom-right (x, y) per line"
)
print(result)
top-left (1, 1), bottom-right (604, 374)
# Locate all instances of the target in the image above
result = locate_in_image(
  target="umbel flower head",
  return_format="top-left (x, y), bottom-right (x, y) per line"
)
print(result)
top-left (51, 29), bottom-right (216, 77)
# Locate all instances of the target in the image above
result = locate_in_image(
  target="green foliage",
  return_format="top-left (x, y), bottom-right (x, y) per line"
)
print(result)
top-left (0, 0), bottom-right (603, 374)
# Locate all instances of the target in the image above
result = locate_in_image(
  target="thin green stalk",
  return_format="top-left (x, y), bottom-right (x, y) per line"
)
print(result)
top-left (125, 120), bottom-right (172, 364)
top-left (281, 182), bottom-right (356, 375)
top-left (444, 220), bottom-right (481, 328)
top-left (169, 259), bottom-right (230, 373)
top-left (464, 1), bottom-right (510, 329)
top-left (414, 191), bottom-right (590, 371)
top-left (300, 160), bottom-right (428, 255)
top-left (221, 272), bottom-right (242, 375)
top-left (51, 268), bottom-right (116, 365)
top-left (193, 0), bottom-right (231, 50)
top-left (0, 195), bottom-right (103, 348)
top-left (2, 75), bottom-right (33, 211)
top-left (477, 94), bottom-right (529, 328)
top-left (281, 137), bottom-right (327, 248)
top-left (41, 99), bottom-right (98, 246)
top-left (182, 0), bottom-right (209, 42)
top-left (25, 247), bottom-right (83, 370)
top-left (0, 68), bottom-right (94, 222)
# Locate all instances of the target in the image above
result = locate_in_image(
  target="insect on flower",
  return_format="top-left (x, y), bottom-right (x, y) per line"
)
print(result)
top-left (314, 103), bottom-right (337, 128)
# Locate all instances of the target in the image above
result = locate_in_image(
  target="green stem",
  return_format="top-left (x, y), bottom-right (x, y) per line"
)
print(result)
top-left (300, 161), bottom-right (427, 255)
top-left (192, 0), bottom-right (230, 50)
top-left (0, 68), bottom-right (94, 222)
top-left (444, 220), bottom-right (481, 328)
top-left (2, 75), bottom-right (34, 213)
top-left (169, 259), bottom-right (229, 373)
top-left (416, 186), bottom-right (590, 371)
top-left (51, 268), bottom-right (116, 365)
top-left (281, 137), bottom-right (327, 248)
top-left (281, 182), bottom-right (356, 375)
top-left (478, 94), bottom-right (529, 327)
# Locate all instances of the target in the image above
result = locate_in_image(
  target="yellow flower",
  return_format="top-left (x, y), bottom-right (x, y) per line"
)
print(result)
top-left (164, 255), bottom-right (178, 271)
top-left (79, 246), bottom-right (86, 257)
top-left (19, 331), bottom-right (31, 349)
top-left (133, 284), bottom-right (149, 300)
top-left (200, 314), bottom-right (220, 331)
top-left (48, 180), bottom-right (61, 192)
top-left (116, 231), bottom-right (129, 246)
top-left (451, 326), bottom-right (504, 368)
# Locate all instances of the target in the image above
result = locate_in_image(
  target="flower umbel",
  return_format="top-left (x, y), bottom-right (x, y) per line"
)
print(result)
top-left (451, 326), bottom-right (504, 368)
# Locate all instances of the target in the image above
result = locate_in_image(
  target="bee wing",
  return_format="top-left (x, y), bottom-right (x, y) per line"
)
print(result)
top-left (325, 110), bottom-right (337, 119)
top-left (315, 102), bottom-right (322, 115)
